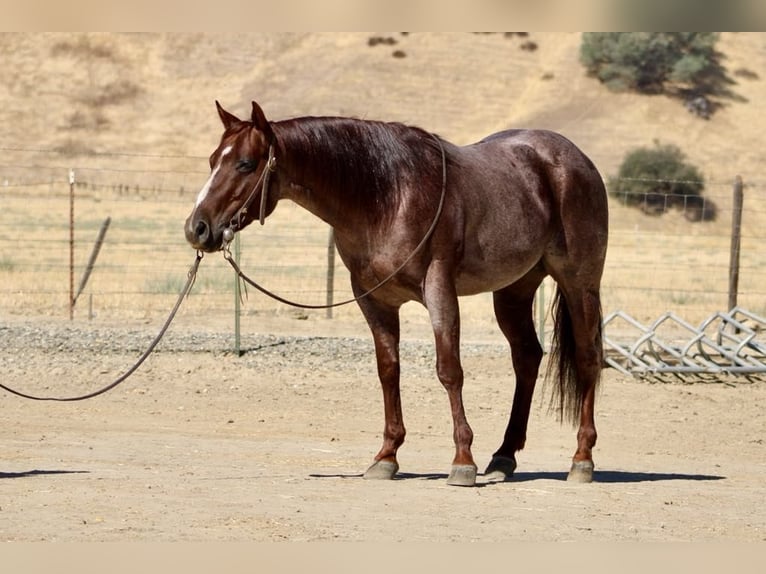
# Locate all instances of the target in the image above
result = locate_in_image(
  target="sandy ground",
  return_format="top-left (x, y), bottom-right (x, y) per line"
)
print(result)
top-left (1, 315), bottom-right (764, 543)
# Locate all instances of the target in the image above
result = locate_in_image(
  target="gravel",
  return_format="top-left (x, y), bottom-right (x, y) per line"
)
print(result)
top-left (0, 320), bottom-right (508, 379)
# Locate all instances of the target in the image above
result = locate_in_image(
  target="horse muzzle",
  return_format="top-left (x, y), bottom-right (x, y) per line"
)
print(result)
top-left (185, 213), bottom-right (224, 252)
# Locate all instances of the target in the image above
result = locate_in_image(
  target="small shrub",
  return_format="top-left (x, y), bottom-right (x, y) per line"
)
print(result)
top-left (0, 256), bottom-right (15, 272)
top-left (52, 138), bottom-right (96, 157)
top-left (520, 41), bottom-right (538, 52)
top-left (65, 109), bottom-right (110, 131)
top-left (78, 79), bottom-right (143, 108)
top-left (51, 35), bottom-right (115, 60)
top-left (608, 142), bottom-right (716, 221)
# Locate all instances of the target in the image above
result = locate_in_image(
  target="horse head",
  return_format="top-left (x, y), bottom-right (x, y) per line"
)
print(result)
top-left (185, 101), bottom-right (276, 252)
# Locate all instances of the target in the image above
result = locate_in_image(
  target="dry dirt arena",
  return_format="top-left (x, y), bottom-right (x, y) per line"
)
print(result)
top-left (1, 313), bottom-right (765, 543)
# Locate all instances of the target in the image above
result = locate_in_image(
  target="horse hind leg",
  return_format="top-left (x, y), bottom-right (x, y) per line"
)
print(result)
top-left (484, 272), bottom-right (545, 483)
top-left (548, 283), bottom-right (603, 483)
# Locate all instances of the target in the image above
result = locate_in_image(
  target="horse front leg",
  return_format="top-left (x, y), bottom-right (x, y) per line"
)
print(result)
top-left (424, 263), bottom-right (477, 487)
top-left (355, 294), bottom-right (405, 481)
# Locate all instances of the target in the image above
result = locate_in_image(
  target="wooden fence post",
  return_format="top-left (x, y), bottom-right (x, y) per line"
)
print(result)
top-left (72, 216), bottom-right (111, 307)
top-left (728, 175), bottom-right (744, 311)
top-left (326, 228), bottom-right (335, 319)
top-left (69, 169), bottom-right (75, 320)
top-left (536, 280), bottom-right (546, 351)
top-left (234, 231), bottom-right (242, 356)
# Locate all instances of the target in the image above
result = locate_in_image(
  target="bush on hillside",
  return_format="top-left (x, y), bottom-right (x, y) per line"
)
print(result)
top-left (580, 33), bottom-right (724, 118)
top-left (608, 142), bottom-right (716, 222)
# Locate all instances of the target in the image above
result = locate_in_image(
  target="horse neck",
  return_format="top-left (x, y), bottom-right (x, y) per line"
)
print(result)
top-left (271, 117), bottom-right (415, 231)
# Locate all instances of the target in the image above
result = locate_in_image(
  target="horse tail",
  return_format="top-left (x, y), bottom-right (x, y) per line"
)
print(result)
top-left (546, 285), bottom-right (603, 425)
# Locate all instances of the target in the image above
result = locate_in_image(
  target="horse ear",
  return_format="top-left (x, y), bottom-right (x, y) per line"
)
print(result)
top-left (251, 101), bottom-right (274, 139)
top-left (216, 100), bottom-right (241, 130)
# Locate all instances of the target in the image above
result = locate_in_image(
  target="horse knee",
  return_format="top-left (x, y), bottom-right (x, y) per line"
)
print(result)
top-left (436, 360), bottom-right (463, 390)
top-left (377, 359), bottom-right (400, 384)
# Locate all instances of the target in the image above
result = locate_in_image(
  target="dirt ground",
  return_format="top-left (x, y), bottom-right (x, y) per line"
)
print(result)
top-left (1, 314), bottom-right (765, 543)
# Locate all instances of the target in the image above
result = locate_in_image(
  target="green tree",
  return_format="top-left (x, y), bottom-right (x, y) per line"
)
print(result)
top-left (608, 142), bottom-right (716, 222)
top-left (580, 33), bottom-right (720, 96)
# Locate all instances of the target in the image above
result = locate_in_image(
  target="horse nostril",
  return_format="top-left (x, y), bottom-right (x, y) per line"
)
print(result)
top-left (195, 219), bottom-right (209, 243)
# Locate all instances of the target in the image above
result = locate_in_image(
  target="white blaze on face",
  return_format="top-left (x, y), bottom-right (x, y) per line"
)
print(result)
top-left (194, 145), bottom-right (233, 208)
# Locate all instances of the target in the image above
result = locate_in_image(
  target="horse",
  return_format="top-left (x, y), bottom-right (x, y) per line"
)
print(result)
top-left (185, 100), bottom-right (609, 486)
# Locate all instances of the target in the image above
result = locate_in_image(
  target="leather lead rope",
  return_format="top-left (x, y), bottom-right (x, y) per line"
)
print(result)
top-left (0, 252), bottom-right (203, 402)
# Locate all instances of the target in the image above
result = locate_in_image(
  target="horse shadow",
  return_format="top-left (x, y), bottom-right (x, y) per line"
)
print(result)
top-left (511, 470), bottom-right (725, 483)
top-left (0, 469), bottom-right (90, 479)
top-left (309, 470), bottom-right (725, 485)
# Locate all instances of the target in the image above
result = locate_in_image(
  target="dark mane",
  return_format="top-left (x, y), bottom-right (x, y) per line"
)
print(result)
top-left (273, 116), bottom-right (443, 216)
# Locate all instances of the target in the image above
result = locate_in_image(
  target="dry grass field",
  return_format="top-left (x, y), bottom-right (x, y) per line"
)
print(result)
top-left (1, 34), bottom-right (766, 543)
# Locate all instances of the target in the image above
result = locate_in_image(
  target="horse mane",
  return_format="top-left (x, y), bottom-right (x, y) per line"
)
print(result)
top-left (272, 116), bottom-right (446, 217)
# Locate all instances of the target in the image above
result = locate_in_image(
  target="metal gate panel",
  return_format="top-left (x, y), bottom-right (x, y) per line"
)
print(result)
top-left (602, 307), bottom-right (766, 382)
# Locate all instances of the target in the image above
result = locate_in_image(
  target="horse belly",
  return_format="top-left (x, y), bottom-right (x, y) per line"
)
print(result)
top-left (453, 181), bottom-right (551, 296)
top-left (450, 144), bottom-right (554, 296)
top-left (455, 238), bottom-right (547, 296)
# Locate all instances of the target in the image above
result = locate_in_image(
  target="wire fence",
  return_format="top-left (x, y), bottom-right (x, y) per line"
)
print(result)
top-left (1, 152), bottom-right (765, 343)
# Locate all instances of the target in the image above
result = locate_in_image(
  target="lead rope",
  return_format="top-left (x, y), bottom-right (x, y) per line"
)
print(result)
top-left (222, 133), bottom-right (447, 309)
top-left (0, 252), bottom-right (203, 401)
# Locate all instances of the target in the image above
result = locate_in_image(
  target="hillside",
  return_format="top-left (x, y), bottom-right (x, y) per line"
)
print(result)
top-left (2, 32), bottom-right (764, 184)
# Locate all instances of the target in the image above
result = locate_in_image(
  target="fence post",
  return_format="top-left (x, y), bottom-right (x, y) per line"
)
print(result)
top-left (728, 175), bottom-right (744, 311)
top-left (73, 216), bottom-right (111, 307)
top-left (234, 231), bottom-right (242, 356)
top-left (326, 228), bottom-right (335, 319)
top-left (536, 280), bottom-right (546, 350)
top-left (69, 168), bottom-right (75, 320)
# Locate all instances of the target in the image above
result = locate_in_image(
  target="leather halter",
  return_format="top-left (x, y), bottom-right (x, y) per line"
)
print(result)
top-left (227, 143), bottom-right (276, 234)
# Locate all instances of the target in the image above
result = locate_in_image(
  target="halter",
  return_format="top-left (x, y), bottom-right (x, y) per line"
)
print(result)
top-left (226, 143), bottom-right (277, 238)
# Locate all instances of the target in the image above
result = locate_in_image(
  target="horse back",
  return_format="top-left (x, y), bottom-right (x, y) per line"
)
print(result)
top-left (470, 128), bottom-right (608, 231)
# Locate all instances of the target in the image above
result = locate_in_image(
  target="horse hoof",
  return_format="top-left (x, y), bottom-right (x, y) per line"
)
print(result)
top-left (484, 455), bottom-right (517, 483)
top-left (567, 460), bottom-right (594, 483)
top-left (447, 464), bottom-right (478, 487)
top-left (363, 459), bottom-right (399, 480)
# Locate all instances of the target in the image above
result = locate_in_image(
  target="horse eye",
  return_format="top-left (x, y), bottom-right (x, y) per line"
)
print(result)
top-left (236, 159), bottom-right (257, 173)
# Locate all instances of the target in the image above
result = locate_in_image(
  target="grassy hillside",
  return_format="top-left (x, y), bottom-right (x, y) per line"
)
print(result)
top-left (2, 33), bottom-right (764, 179)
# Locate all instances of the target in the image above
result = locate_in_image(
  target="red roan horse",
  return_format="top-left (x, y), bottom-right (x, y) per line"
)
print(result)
top-left (186, 101), bottom-right (608, 486)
